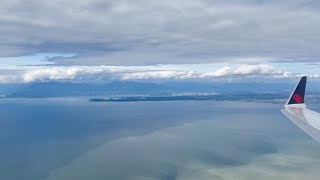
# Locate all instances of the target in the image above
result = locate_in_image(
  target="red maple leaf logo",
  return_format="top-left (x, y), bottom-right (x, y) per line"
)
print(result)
top-left (293, 94), bottom-right (302, 103)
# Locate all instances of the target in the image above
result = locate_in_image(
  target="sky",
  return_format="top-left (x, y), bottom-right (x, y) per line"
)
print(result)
top-left (0, 0), bottom-right (320, 83)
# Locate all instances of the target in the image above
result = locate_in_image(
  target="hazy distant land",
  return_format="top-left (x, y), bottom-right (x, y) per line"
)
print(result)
top-left (90, 93), bottom-right (288, 103)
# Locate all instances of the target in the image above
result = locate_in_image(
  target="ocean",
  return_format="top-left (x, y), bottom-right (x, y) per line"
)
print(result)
top-left (1, 98), bottom-right (320, 180)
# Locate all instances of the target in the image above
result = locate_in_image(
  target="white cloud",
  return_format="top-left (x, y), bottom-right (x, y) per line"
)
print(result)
top-left (310, 74), bottom-right (320, 78)
top-left (1, 63), bottom-right (318, 83)
top-left (201, 64), bottom-right (284, 78)
top-left (120, 64), bottom-right (284, 80)
top-left (121, 71), bottom-right (196, 80)
top-left (21, 67), bottom-right (119, 82)
top-left (0, 64), bottom-right (293, 83)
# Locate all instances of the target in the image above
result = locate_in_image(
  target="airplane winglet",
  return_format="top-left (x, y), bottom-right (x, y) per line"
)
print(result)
top-left (285, 76), bottom-right (307, 106)
top-left (281, 76), bottom-right (320, 143)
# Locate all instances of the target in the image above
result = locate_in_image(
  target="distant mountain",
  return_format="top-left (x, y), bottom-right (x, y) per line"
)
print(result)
top-left (5, 81), bottom-right (300, 98)
top-left (0, 84), bottom-right (26, 97)
top-left (7, 81), bottom-right (164, 98)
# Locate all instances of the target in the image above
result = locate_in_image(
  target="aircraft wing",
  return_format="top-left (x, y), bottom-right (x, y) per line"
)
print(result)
top-left (281, 76), bottom-right (320, 143)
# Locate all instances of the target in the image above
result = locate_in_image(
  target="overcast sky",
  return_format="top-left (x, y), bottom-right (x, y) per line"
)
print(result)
top-left (0, 0), bottom-right (320, 83)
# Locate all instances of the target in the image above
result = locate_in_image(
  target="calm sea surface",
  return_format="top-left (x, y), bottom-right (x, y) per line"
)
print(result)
top-left (1, 98), bottom-right (320, 180)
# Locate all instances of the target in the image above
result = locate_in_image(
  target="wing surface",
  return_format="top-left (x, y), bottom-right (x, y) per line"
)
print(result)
top-left (282, 76), bottom-right (320, 143)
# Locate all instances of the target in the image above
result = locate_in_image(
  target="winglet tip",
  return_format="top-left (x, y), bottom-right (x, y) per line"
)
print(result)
top-left (286, 76), bottom-right (307, 106)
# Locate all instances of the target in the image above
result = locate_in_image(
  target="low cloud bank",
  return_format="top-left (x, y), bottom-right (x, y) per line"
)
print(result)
top-left (0, 64), bottom-right (310, 83)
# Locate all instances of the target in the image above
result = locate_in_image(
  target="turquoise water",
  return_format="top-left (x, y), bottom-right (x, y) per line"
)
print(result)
top-left (1, 98), bottom-right (320, 180)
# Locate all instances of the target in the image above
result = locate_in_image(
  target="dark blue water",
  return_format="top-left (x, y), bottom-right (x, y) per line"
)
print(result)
top-left (1, 98), bottom-right (320, 180)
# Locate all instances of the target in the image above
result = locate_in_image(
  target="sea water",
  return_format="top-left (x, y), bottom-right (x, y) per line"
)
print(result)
top-left (0, 98), bottom-right (320, 180)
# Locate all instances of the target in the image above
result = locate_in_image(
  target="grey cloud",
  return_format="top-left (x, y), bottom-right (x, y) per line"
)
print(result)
top-left (0, 0), bottom-right (320, 65)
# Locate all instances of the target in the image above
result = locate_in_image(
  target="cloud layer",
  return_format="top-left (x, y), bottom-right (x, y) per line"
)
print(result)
top-left (0, 0), bottom-right (320, 65)
top-left (0, 64), bottom-right (309, 83)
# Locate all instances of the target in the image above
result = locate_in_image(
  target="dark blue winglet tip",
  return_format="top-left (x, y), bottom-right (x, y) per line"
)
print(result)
top-left (287, 76), bottom-right (307, 105)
